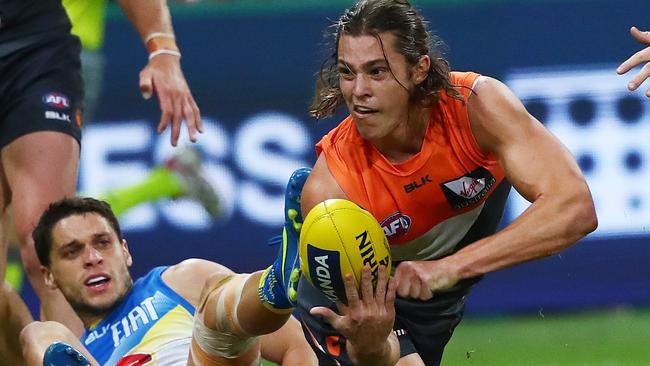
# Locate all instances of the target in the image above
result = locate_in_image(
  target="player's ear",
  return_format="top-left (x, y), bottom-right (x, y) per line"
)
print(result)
top-left (41, 266), bottom-right (57, 290)
top-left (122, 239), bottom-right (133, 267)
top-left (412, 55), bottom-right (430, 85)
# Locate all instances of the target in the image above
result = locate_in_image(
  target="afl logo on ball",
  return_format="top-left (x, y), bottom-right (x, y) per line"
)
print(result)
top-left (380, 211), bottom-right (411, 238)
top-left (42, 93), bottom-right (70, 109)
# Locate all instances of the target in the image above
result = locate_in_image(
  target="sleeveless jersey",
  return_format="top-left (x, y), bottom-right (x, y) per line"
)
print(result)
top-left (316, 72), bottom-right (509, 262)
top-left (81, 266), bottom-right (195, 366)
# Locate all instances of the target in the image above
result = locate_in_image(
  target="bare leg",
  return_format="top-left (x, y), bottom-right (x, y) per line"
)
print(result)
top-left (20, 321), bottom-right (99, 366)
top-left (189, 271), bottom-right (313, 365)
top-left (260, 317), bottom-right (317, 366)
top-left (2, 132), bottom-right (83, 335)
top-left (0, 282), bottom-right (33, 366)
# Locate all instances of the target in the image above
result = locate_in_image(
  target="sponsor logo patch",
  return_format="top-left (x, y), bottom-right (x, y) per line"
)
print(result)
top-left (307, 245), bottom-right (345, 303)
top-left (45, 111), bottom-right (71, 122)
top-left (42, 92), bottom-right (70, 109)
top-left (380, 211), bottom-right (411, 238)
top-left (441, 168), bottom-right (496, 209)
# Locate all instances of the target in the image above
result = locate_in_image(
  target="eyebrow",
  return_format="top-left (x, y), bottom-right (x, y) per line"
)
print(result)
top-left (58, 232), bottom-right (112, 251)
top-left (337, 59), bottom-right (389, 72)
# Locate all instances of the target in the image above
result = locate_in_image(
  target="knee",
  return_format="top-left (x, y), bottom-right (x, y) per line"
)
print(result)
top-left (199, 270), bottom-right (234, 308)
top-left (20, 321), bottom-right (69, 350)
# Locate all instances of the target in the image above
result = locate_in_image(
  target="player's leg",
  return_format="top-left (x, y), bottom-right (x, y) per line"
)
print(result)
top-left (190, 270), bottom-right (313, 366)
top-left (0, 33), bottom-right (85, 335)
top-left (20, 321), bottom-right (99, 366)
top-left (259, 316), bottom-right (317, 365)
top-left (188, 168), bottom-right (313, 365)
top-left (0, 141), bottom-right (31, 365)
top-left (3, 131), bottom-right (83, 334)
top-left (0, 281), bottom-right (33, 366)
top-left (99, 146), bottom-right (221, 218)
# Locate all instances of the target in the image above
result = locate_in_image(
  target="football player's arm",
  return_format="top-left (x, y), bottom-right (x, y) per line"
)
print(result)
top-left (444, 76), bottom-right (597, 280)
top-left (301, 153), bottom-right (348, 217)
top-left (617, 26), bottom-right (650, 97)
top-left (116, 0), bottom-right (202, 146)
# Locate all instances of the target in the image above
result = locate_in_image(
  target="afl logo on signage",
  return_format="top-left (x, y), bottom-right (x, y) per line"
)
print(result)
top-left (42, 92), bottom-right (70, 109)
top-left (380, 211), bottom-right (411, 238)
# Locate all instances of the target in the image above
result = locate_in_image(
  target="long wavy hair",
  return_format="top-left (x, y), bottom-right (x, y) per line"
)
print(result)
top-left (309, 0), bottom-right (463, 119)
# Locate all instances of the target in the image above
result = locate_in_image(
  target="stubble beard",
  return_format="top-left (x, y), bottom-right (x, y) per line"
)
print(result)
top-left (68, 275), bottom-right (133, 320)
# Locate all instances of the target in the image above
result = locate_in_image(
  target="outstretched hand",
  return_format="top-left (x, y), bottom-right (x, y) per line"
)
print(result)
top-left (310, 265), bottom-right (396, 359)
top-left (139, 55), bottom-right (203, 146)
top-left (617, 26), bottom-right (650, 97)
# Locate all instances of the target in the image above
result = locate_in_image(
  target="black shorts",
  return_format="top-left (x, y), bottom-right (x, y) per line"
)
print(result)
top-left (0, 33), bottom-right (83, 149)
top-left (297, 274), bottom-right (476, 366)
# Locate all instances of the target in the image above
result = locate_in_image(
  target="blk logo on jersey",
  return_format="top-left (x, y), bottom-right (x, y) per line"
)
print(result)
top-left (404, 174), bottom-right (433, 193)
top-left (441, 168), bottom-right (496, 209)
top-left (42, 92), bottom-right (70, 109)
top-left (380, 211), bottom-right (411, 238)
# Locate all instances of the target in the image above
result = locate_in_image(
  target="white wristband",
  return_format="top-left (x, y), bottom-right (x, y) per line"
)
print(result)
top-left (149, 49), bottom-right (181, 60)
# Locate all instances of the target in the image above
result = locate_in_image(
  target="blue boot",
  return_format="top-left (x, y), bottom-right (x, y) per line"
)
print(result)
top-left (259, 167), bottom-right (311, 313)
top-left (43, 342), bottom-right (91, 366)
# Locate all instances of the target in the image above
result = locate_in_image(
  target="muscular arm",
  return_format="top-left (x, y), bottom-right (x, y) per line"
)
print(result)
top-left (441, 76), bottom-right (597, 280)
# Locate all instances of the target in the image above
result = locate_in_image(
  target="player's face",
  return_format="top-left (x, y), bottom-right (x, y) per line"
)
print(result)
top-left (43, 213), bottom-right (133, 318)
top-left (337, 32), bottom-right (419, 141)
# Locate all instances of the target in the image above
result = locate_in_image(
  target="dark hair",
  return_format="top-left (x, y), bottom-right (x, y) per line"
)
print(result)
top-left (33, 197), bottom-right (123, 267)
top-left (309, 0), bottom-right (463, 119)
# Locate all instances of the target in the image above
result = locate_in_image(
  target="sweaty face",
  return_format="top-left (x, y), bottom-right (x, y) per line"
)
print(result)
top-left (44, 213), bottom-right (133, 320)
top-left (337, 32), bottom-right (418, 141)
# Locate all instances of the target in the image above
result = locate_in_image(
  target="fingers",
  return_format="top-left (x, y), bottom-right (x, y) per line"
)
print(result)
top-left (342, 273), bottom-right (360, 307)
top-left (617, 48), bottom-right (650, 76)
top-left (385, 276), bottom-right (396, 308)
top-left (310, 306), bottom-right (341, 326)
top-left (139, 71), bottom-right (154, 100)
top-left (630, 26), bottom-right (650, 45)
top-left (170, 96), bottom-right (182, 146)
top-left (375, 265), bottom-right (388, 303)
top-left (182, 96), bottom-right (202, 142)
top-left (360, 266), bottom-right (374, 304)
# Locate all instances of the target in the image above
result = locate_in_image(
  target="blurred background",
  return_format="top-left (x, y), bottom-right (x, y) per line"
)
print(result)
top-left (17, 0), bottom-right (650, 364)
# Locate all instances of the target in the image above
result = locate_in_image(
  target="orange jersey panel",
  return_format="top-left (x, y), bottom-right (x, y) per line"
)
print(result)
top-left (316, 72), bottom-right (506, 249)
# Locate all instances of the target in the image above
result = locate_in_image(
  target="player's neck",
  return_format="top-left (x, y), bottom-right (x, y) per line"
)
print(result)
top-left (371, 106), bottom-right (430, 164)
top-left (79, 311), bottom-right (110, 330)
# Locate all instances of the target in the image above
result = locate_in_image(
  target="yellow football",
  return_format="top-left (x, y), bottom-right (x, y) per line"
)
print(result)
top-left (299, 199), bottom-right (391, 303)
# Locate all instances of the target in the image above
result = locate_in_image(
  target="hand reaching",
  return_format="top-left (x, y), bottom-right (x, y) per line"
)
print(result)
top-left (617, 26), bottom-right (650, 97)
top-left (310, 265), bottom-right (396, 363)
top-left (139, 55), bottom-right (203, 146)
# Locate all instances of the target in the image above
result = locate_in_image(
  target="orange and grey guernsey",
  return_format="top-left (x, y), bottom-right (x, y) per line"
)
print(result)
top-left (316, 72), bottom-right (510, 262)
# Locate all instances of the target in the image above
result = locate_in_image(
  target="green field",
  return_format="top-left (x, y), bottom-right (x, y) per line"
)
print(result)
top-left (264, 309), bottom-right (650, 365)
top-left (443, 309), bottom-right (650, 366)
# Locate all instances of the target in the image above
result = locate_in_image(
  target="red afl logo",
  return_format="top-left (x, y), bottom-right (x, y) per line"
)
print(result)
top-left (380, 211), bottom-right (411, 238)
top-left (42, 92), bottom-right (70, 109)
